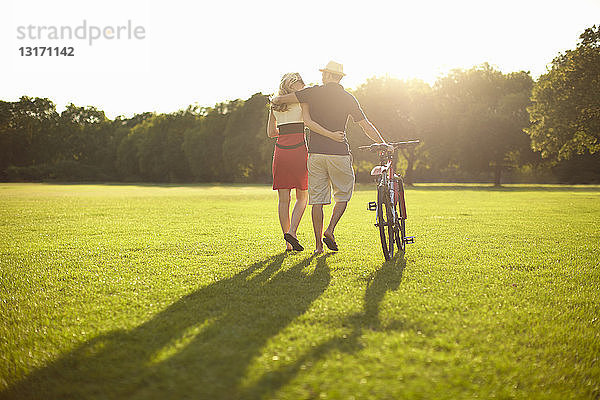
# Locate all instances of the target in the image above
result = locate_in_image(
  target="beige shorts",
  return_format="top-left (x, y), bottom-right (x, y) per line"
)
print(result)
top-left (307, 153), bottom-right (355, 205)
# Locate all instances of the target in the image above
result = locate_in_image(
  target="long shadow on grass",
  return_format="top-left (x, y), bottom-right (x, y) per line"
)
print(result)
top-left (2, 252), bottom-right (331, 400)
top-left (239, 254), bottom-right (410, 399)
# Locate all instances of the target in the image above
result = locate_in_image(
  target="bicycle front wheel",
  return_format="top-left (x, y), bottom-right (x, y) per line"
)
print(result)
top-left (394, 204), bottom-right (406, 253)
top-left (393, 180), bottom-right (406, 253)
top-left (377, 186), bottom-right (394, 261)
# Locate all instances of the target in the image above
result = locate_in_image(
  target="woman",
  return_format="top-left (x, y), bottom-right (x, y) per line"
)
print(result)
top-left (267, 72), bottom-right (343, 251)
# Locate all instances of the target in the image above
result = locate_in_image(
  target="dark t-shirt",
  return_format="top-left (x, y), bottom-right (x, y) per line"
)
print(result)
top-left (295, 82), bottom-right (366, 155)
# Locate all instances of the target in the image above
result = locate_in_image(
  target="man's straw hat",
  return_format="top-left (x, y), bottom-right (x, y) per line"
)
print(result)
top-left (319, 61), bottom-right (346, 77)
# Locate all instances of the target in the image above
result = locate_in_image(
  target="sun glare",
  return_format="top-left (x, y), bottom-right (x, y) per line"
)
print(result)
top-left (3, 0), bottom-right (599, 117)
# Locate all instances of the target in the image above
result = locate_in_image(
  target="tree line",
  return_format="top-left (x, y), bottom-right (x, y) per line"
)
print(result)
top-left (1, 27), bottom-right (598, 185)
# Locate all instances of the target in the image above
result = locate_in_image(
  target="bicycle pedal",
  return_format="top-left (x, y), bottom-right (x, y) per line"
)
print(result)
top-left (367, 201), bottom-right (377, 211)
top-left (403, 236), bottom-right (415, 244)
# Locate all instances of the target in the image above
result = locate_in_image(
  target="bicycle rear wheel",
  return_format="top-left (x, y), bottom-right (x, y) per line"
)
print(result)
top-left (377, 186), bottom-right (394, 261)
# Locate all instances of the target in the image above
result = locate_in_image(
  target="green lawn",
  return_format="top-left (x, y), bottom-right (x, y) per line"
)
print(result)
top-left (1, 183), bottom-right (599, 399)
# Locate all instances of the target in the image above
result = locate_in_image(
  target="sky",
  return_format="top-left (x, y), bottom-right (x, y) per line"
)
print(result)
top-left (1, 0), bottom-right (599, 119)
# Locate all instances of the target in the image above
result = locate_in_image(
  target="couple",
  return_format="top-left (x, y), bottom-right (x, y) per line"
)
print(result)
top-left (268, 61), bottom-right (388, 255)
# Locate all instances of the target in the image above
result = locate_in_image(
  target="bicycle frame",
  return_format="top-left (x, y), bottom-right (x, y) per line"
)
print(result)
top-left (370, 152), bottom-right (398, 224)
top-left (361, 140), bottom-right (418, 260)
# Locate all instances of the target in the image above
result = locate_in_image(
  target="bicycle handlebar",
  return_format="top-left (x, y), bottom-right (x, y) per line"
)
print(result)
top-left (358, 140), bottom-right (420, 152)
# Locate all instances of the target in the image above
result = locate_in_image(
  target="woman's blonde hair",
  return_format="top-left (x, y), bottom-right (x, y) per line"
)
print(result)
top-left (271, 72), bottom-right (304, 112)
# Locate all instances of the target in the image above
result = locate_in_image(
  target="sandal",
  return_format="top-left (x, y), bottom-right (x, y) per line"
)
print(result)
top-left (284, 233), bottom-right (304, 251)
top-left (323, 235), bottom-right (338, 251)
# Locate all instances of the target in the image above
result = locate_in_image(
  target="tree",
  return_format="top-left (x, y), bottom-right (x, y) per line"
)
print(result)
top-left (350, 78), bottom-right (434, 185)
top-left (0, 97), bottom-right (59, 171)
top-left (183, 101), bottom-right (239, 182)
top-left (55, 104), bottom-right (122, 179)
top-left (58, 104), bottom-right (110, 164)
top-left (115, 113), bottom-right (156, 181)
top-left (116, 131), bottom-right (143, 181)
top-left (435, 64), bottom-right (533, 185)
top-left (134, 109), bottom-right (198, 182)
top-left (526, 25), bottom-right (600, 160)
top-left (221, 93), bottom-right (270, 182)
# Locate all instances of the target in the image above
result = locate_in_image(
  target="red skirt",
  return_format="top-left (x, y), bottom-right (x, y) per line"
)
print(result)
top-left (272, 140), bottom-right (308, 190)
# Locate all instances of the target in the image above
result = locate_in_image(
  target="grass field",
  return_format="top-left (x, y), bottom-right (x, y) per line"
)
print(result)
top-left (1, 183), bottom-right (599, 399)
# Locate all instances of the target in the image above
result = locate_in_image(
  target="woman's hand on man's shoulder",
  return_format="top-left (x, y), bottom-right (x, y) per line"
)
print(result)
top-left (330, 131), bottom-right (345, 142)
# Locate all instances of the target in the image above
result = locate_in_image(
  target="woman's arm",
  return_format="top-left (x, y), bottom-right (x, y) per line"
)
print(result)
top-left (272, 92), bottom-right (299, 105)
top-left (266, 107), bottom-right (279, 138)
top-left (300, 103), bottom-right (345, 142)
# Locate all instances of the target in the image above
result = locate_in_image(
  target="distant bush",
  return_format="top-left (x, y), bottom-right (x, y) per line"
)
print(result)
top-left (5, 161), bottom-right (107, 182)
top-left (5, 165), bottom-right (52, 181)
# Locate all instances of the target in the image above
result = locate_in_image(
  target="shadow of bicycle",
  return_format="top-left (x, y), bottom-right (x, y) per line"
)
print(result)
top-left (238, 254), bottom-right (411, 399)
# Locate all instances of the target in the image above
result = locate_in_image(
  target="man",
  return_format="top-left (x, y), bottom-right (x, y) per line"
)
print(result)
top-left (272, 61), bottom-right (389, 254)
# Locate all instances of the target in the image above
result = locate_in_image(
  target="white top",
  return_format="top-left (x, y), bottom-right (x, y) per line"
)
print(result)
top-left (273, 103), bottom-right (303, 125)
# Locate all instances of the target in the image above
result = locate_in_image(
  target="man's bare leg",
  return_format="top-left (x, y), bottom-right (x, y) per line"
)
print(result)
top-left (311, 204), bottom-right (324, 254)
top-left (323, 201), bottom-right (347, 245)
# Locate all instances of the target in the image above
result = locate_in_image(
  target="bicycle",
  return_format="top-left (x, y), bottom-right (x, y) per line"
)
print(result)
top-left (358, 140), bottom-right (419, 261)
